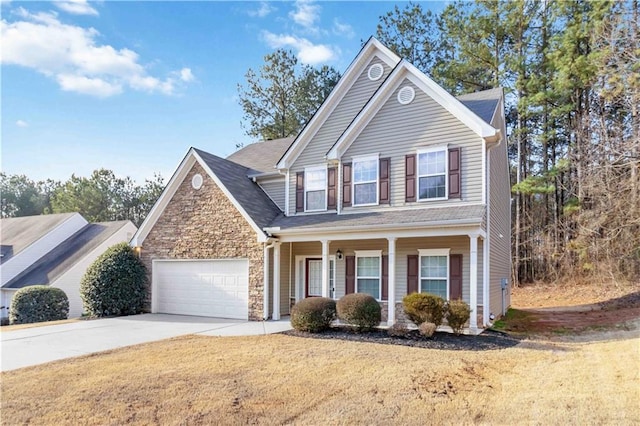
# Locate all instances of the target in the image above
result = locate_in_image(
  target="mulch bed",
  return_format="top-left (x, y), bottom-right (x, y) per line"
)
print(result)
top-left (283, 327), bottom-right (521, 351)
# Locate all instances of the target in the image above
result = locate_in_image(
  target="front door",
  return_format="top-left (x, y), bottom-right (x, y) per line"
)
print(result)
top-left (305, 258), bottom-right (323, 297)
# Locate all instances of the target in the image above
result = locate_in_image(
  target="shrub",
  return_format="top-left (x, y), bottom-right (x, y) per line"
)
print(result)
top-left (9, 286), bottom-right (69, 325)
top-left (290, 297), bottom-right (336, 332)
top-left (336, 293), bottom-right (381, 331)
top-left (80, 242), bottom-right (148, 317)
top-left (402, 293), bottom-right (446, 327)
top-left (419, 322), bottom-right (437, 338)
top-left (387, 322), bottom-right (410, 338)
top-left (447, 299), bottom-right (471, 335)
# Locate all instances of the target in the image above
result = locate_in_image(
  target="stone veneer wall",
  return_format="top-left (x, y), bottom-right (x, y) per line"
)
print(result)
top-left (380, 302), bottom-right (484, 329)
top-left (140, 162), bottom-right (265, 320)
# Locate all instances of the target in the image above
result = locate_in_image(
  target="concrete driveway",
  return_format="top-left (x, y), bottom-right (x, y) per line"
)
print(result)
top-left (1, 314), bottom-right (292, 371)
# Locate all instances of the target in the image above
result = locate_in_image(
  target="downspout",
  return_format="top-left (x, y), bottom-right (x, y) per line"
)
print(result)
top-left (263, 240), bottom-right (277, 320)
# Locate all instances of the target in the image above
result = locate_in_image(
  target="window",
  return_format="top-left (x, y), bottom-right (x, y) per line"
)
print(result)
top-left (305, 166), bottom-right (326, 211)
top-left (355, 250), bottom-right (381, 299)
top-left (353, 156), bottom-right (378, 206)
top-left (418, 148), bottom-right (447, 200)
top-left (418, 249), bottom-right (449, 299)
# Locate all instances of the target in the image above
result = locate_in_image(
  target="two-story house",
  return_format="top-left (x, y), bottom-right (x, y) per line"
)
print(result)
top-left (132, 38), bottom-right (511, 333)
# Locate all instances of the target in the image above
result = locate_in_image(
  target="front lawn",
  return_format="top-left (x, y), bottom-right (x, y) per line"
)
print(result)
top-left (2, 331), bottom-right (638, 424)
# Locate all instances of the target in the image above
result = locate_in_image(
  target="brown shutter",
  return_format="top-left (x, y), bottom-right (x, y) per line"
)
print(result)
top-left (342, 163), bottom-right (352, 207)
top-left (327, 167), bottom-right (337, 210)
top-left (345, 255), bottom-right (355, 294)
top-left (379, 158), bottom-right (390, 204)
top-left (407, 255), bottom-right (419, 294)
top-left (448, 147), bottom-right (461, 198)
top-left (381, 255), bottom-right (389, 301)
top-left (405, 154), bottom-right (416, 202)
top-left (450, 254), bottom-right (463, 300)
top-left (295, 172), bottom-right (304, 212)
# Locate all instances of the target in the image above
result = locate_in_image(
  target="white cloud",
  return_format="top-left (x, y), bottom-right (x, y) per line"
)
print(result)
top-left (0, 8), bottom-right (192, 97)
top-left (248, 1), bottom-right (274, 18)
top-left (262, 31), bottom-right (337, 65)
top-left (289, 0), bottom-right (320, 31)
top-left (15, 119), bottom-right (28, 127)
top-left (54, 0), bottom-right (98, 16)
top-left (179, 68), bottom-right (194, 82)
top-left (332, 18), bottom-right (354, 38)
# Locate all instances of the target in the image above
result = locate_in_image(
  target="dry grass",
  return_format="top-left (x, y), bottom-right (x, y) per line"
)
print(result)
top-left (512, 279), bottom-right (639, 308)
top-left (1, 318), bottom-right (81, 332)
top-left (2, 331), bottom-right (639, 425)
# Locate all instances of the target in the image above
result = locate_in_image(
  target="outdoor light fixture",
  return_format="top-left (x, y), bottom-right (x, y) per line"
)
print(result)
top-left (336, 249), bottom-right (343, 260)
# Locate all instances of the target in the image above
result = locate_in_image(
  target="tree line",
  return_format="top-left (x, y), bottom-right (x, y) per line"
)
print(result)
top-left (238, 0), bottom-right (638, 285)
top-left (379, 0), bottom-right (639, 284)
top-left (0, 170), bottom-right (164, 227)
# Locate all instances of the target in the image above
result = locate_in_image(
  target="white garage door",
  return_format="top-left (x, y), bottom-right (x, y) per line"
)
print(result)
top-left (153, 259), bottom-right (249, 320)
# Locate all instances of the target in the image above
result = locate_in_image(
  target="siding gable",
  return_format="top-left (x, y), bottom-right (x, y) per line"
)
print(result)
top-left (342, 80), bottom-right (484, 207)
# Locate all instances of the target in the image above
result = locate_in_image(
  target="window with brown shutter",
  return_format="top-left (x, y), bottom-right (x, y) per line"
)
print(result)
top-left (449, 254), bottom-right (463, 300)
top-left (295, 172), bottom-right (304, 212)
top-left (405, 154), bottom-right (416, 202)
top-left (407, 254), bottom-right (419, 294)
top-left (448, 147), bottom-right (461, 198)
top-left (327, 167), bottom-right (337, 209)
top-left (379, 158), bottom-right (390, 204)
top-left (345, 255), bottom-right (355, 294)
top-left (381, 254), bottom-right (389, 300)
top-left (342, 163), bottom-right (352, 207)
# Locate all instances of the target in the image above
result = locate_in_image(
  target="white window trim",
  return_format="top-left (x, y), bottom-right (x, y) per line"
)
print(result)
top-left (418, 248), bottom-right (450, 300)
top-left (304, 165), bottom-right (327, 212)
top-left (352, 154), bottom-right (379, 207)
top-left (354, 250), bottom-right (382, 300)
top-left (417, 146), bottom-right (449, 202)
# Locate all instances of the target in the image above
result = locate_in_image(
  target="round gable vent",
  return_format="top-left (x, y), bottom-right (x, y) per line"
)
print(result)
top-left (397, 86), bottom-right (415, 105)
top-left (191, 173), bottom-right (203, 190)
top-left (367, 63), bottom-right (384, 81)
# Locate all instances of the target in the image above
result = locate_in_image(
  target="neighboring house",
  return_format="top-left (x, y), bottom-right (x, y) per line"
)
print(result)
top-left (132, 38), bottom-right (511, 333)
top-left (1, 213), bottom-right (137, 318)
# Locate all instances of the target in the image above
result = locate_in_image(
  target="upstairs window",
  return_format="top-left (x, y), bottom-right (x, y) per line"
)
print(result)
top-left (353, 156), bottom-right (379, 206)
top-left (304, 166), bottom-right (327, 212)
top-left (418, 147), bottom-right (447, 200)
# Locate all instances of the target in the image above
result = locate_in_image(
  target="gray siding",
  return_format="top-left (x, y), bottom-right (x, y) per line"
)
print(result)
top-left (488, 109), bottom-right (512, 317)
top-left (343, 79), bottom-right (484, 210)
top-left (258, 177), bottom-right (285, 211)
top-left (288, 56), bottom-right (393, 214)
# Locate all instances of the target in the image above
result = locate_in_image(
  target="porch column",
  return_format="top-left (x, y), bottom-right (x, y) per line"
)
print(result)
top-left (321, 239), bottom-right (330, 298)
top-left (387, 237), bottom-right (397, 325)
top-left (263, 244), bottom-right (270, 320)
top-left (469, 234), bottom-right (479, 330)
top-left (273, 242), bottom-right (281, 320)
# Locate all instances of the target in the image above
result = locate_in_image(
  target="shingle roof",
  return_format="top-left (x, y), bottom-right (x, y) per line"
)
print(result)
top-left (4, 221), bottom-right (132, 289)
top-left (226, 137), bottom-right (294, 174)
top-left (0, 213), bottom-right (78, 263)
top-left (194, 149), bottom-right (283, 231)
top-left (457, 88), bottom-right (503, 124)
top-left (268, 205), bottom-right (486, 233)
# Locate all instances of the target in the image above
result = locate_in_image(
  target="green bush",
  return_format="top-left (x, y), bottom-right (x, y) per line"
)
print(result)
top-left (290, 297), bottom-right (336, 332)
top-left (336, 293), bottom-right (381, 331)
top-left (9, 286), bottom-right (69, 325)
top-left (403, 292), bottom-right (446, 327)
top-left (80, 242), bottom-right (148, 317)
top-left (447, 299), bottom-right (471, 335)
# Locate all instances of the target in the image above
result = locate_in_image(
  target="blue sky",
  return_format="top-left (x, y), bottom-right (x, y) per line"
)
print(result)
top-left (2, 1), bottom-right (445, 184)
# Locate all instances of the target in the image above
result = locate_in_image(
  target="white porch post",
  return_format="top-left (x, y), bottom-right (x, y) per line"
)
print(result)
top-left (273, 242), bottom-right (281, 320)
top-left (387, 237), bottom-right (397, 325)
top-left (469, 234), bottom-right (479, 330)
top-left (263, 244), bottom-right (270, 320)
top-left (321, 239), bottom-right (330, 298)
